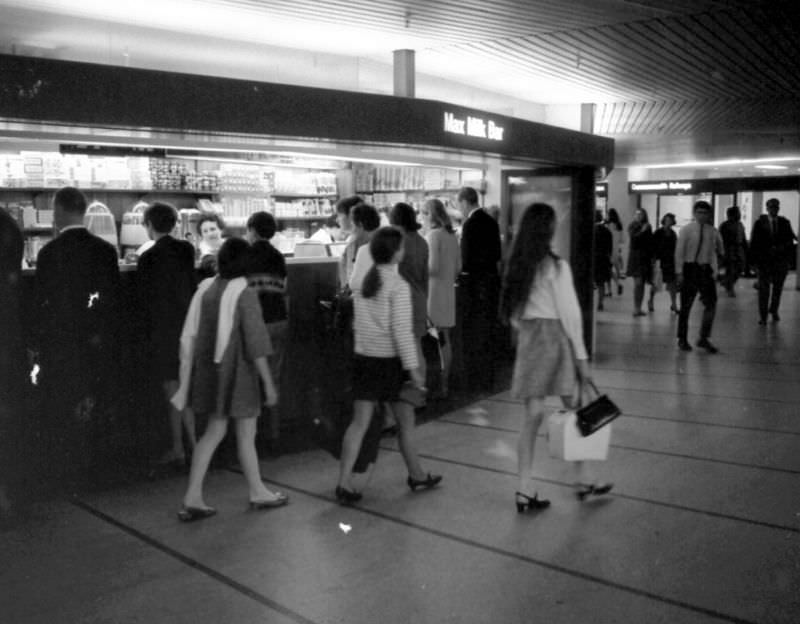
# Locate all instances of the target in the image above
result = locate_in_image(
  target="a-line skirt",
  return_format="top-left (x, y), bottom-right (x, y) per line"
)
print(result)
top-left (510, 318), bottom-right (577, 400)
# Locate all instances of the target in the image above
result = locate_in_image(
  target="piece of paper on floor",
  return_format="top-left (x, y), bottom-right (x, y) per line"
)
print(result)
top-left (339, 523), bottom-right (352, 534)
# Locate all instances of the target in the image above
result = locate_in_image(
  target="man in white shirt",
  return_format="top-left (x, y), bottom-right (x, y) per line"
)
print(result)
top-left (674, 200), bottom-right (724, 353)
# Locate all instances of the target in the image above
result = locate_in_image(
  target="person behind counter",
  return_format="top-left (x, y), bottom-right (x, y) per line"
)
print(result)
top-left (138, 202), bottom-right (198, 469)
top-left (246, 211), bottom-right (289, 444)
top-left (196, 212), bottom-right (226, 278)
top-left (32, 186), bottom-right (121, 495)
top-left (174, 237), bottom-right (287, 521)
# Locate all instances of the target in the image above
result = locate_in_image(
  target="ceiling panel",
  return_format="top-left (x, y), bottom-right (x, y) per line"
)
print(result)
top-left (0, 0), bottom-right (798, 169)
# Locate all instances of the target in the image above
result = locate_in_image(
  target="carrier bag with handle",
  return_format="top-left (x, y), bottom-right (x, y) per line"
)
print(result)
top-left (547, 382), bottom-right (619, 461)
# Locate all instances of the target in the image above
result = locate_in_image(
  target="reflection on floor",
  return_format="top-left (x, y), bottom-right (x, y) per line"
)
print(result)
top-left (3, 279), bottom-right (799, 624)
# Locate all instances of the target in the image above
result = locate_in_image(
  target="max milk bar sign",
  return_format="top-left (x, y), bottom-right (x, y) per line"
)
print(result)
top-left (444, 111), bottom-right (505, 141)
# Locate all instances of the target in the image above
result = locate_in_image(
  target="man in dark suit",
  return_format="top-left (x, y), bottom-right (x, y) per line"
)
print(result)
top-left (137, 202), bottom-right (197, 467)
top-left (749, 197), bottom-right (797, 324)
top-left (458, 186), bottom-right (502, 391)
top-left (33, 186), bottom-right (120, 493)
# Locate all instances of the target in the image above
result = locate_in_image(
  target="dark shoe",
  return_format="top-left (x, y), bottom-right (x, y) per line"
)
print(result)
top-left (618, 285), bottom-right (623, 295)
top-left (633, 310), bottom-right (646, 317)
top-left (758, 317), bottom-right (767, 325)
top-left (670, 305), bottom-right (680, 315)
top-left (648, 300), bottom-right (654, 312)
top-left (678, 340), bottom-right (692, 351)
top-left (597, 303), bottom-right (604, 311)
top-left (249, 492), bottom-right (289, 510)
top-left (407, 473), bottom-right (442, 492)
top-left (771, 312), bottom-right (780, 322)
top-left (696, 338), bottom-right (718, 354)
top-left (177, 506), bottom-right (217, 522)
top-left (515, 491), bottom-right (550, 512)
top-left (575, 483), bottom-right (613, 501)
top-left (335, 486), bottom-right (362, 505)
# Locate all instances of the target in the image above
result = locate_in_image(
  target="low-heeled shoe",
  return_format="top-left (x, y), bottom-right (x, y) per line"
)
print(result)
top-left (249, 493), bottom-right (289, 510)
top-left (177, 506), bottom-right (217, 522)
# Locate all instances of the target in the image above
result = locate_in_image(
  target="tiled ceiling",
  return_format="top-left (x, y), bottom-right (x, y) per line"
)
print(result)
top-left (1, 0), bottom-right (799, 170)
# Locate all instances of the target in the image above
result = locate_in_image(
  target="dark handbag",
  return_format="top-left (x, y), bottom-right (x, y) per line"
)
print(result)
top-left (576, 381), bottom-right (621, 437)
top-left (397, 380), bottom-right (426, 408)
top-left (420, 322), bottom-right (443, 371)
top-left (333, 288), bottom-right (354, 334)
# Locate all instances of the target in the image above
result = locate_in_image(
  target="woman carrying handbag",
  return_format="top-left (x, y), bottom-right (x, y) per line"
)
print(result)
top-left (500, 203), bottom-right (612, 513)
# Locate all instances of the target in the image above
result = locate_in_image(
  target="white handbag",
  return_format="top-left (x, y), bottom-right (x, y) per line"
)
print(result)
top-left (547, 410), bottom-right (611, 461)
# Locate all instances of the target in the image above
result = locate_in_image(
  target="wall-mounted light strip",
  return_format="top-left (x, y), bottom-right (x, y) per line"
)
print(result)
top-left (643, 156), bottom-right (800, 169)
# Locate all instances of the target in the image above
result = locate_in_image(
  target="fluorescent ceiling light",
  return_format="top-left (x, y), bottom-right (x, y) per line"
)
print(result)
top-left (754, 164), bottom-right (788, 170)
top-left (643, 156), bottom-right (800, 169)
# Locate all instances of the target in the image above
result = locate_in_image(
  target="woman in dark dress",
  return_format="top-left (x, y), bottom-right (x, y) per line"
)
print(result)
top-left (626, 208), bottom-right (654, 316)
top-left (648, 212), bottom-right (679, 314)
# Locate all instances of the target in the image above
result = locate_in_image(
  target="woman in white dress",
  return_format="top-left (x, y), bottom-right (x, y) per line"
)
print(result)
top-left (423, 198), bottom-right (461, 398)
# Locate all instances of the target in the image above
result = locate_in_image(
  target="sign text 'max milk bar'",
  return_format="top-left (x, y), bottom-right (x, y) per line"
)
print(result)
top-left (444, 112), bottom-right (505, 141)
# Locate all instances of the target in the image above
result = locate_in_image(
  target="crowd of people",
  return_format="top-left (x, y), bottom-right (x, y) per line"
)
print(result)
top-left (1, 185), bottom-right (794, 522)
top-left (594, 197), bottom-right (797, 351)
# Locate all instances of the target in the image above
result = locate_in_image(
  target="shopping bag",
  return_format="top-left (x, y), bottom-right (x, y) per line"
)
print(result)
top-left (547, 410), bottom-right (611, 461)
top-left (575, 381), bottom-right (621, 437)
top-left (651, 260), bottom-right (664, 291)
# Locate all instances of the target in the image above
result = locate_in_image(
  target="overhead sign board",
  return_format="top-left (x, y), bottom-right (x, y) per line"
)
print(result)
top-left (444, 111), bottom-right (505, 142)
top-left (629, 181), bottom-right (693, 193)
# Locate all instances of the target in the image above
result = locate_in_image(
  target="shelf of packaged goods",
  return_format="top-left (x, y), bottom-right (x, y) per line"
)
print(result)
top-left (23, 225), bottom-right (55, 232)
top-left (270, 193), bottom-right (338, 199)
top-left (0, 187), bottom-right (216, 196)
top-left (273, 215), bottom-right (334, 221)
top-left (356, 188), bottom-right (459, 194)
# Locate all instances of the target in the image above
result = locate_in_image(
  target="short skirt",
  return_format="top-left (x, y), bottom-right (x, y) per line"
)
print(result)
top-left (352, 354), bottom-right (404, 402)
top-left (511, 318), bottom-right (577, 400)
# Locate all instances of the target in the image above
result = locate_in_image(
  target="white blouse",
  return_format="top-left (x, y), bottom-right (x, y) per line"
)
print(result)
top-left (517, 257), bottom-right (588, 360)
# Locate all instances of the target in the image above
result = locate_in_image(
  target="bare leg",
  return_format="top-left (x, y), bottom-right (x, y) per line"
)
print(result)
top-left (439, 328), bottom-right (453, 395)
top-left (416, 338), bottom-right (427, 391)
top-left (183, 417), bottom-right (228, 508)
top-left (163, 380), bottom-right (195, 459)
top-left (517, 397), bottom-right (546, 496)
top-left (633, 277), bottom-right (645, 313)
top-left (337, 400), bottom-right (375, 491)
top-left (234, 417), bottom-right (281, 501)
top-left (391, 400), bottom-right (426, 480)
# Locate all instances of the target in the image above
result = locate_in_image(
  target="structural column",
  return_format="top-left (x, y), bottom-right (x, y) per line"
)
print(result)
top-left (393, 49), bottom-right (415, 97)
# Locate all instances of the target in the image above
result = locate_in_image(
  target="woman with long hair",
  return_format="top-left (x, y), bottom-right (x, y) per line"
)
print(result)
top-left (626, 208), bottom-right (654, 316)
top-left (605, 208), bottom-right (625, 296)
top-left (500, 203), bottom-right (612, 512)
top-left (174, 237), bottom-right (287, 521)
top-left (389, 202), bottom-right (430, 388)
top-left (336, 226), bottom-right (441, 504)
top-left (422, 198), bottom-right (461, 398)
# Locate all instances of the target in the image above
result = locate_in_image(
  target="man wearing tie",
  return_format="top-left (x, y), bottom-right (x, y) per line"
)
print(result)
top-left (749, 198), bottom-right (797, 324)
top-left (458, 186), bottom-right (502, 390)
top-left (674, 200), bottom-right (724, 353)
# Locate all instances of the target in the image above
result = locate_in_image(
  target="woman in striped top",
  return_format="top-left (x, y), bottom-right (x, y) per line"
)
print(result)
top-left (336, 227), bottom-right (442, 504)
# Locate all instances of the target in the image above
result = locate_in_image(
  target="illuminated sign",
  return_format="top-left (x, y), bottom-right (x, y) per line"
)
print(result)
top-left (444, 112), bottom-right (505, 141)
top-left (630, 181), bottom-right (693, 193)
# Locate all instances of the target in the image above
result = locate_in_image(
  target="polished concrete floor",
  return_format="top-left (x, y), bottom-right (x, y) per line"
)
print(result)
top-left (2, 278), bottom-right (799, 624)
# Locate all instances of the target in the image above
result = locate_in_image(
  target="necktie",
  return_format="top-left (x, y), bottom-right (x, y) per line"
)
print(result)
top-left (694, 224), bottom-right (704, 263)
top-left (771, 218), bottom-right (776, 236)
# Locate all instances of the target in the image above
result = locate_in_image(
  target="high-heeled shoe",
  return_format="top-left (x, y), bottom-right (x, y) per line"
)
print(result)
top-left (407, 473), bottom-right (442, 492)
top-left (515, 491), bottom-right (550, 512)
top-left (335, 486), bottom-right (362, 505)
top-left (575, 483), bottom-right (614, 501)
